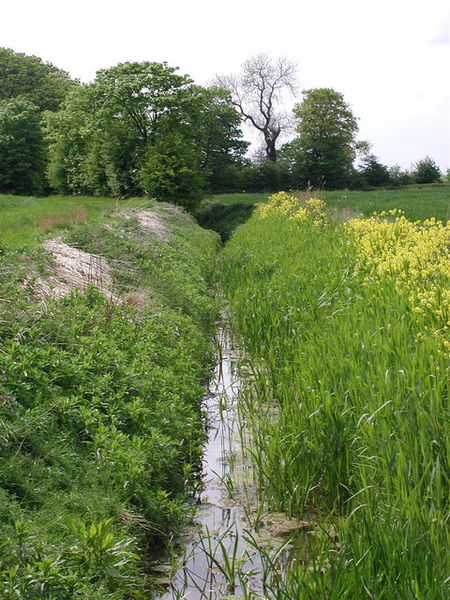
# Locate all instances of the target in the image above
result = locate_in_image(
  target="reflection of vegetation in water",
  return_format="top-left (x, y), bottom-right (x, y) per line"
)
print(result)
top-left (221, 197), bottom-right (449, 598)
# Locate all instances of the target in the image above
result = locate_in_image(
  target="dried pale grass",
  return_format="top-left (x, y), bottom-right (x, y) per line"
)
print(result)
top-left (32, 239), bottom-right (118, 302)
top-left (136, 210), bottom-right (169, 241)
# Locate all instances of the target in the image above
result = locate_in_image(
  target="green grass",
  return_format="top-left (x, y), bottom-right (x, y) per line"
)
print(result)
top-left (203, 185), bottom-right (450, 239)
top-left (221, 212), bottom-right (448, 598)
top-left (0, 194), bottom-right (128, 248)
top-left (0, 201), bottom-right (219, 598)
top-left (321, 185), bottom-right (450, 222)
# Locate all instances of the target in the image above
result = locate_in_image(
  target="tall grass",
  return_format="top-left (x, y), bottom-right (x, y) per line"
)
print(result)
top-left (205, 184), bottom-right (450, 233)
top-left (221, 198), bottom-right (449, 598)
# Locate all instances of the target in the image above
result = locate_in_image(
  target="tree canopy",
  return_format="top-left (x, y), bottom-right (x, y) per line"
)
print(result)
top-left (413, 156), bottom-right (441, 184)
top-left (45, 61), bottom-right (247, 206)
top-left (286, 88), bottom-right (359, 188)
top-left (0, 47), bottom-right (74, 112)
top-left (0, 48), bottom-right (445, 200)
top-left (0, 98), bottom-right (47, 195)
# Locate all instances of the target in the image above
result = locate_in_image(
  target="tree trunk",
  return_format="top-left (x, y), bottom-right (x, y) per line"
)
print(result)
top-left (265, 137), bottom-right (277, 162)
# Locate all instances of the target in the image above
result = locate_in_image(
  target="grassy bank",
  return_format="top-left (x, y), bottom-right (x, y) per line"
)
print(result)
top-left (221, 193), bottom-right (449, 598)
top-left (0, 199), bottom-right (219, 598)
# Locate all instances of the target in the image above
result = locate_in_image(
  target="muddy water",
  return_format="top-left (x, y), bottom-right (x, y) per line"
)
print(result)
top-left (157, 326), bottom-right (267, 599)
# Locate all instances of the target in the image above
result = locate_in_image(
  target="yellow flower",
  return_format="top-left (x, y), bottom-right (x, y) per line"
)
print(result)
top-left (344, 212), bottom-right (450, 353)
top-left (256, 191), bottom-right (327, 224)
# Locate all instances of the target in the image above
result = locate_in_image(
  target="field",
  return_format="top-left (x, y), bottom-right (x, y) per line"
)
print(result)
top-left (0, 195), bottom-right (127, 248)
top-left (221, 192), bottom-right (449, 597)
top-left (203, 184), bottom-right (450, 239)
top-left (0, 188), bottom-right (448, 598)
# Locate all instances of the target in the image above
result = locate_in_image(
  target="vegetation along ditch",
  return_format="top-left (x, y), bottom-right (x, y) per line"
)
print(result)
top-left (0, 189), bottom-right (448, 599)
top-left (0, 199), bottom-right (219, 598)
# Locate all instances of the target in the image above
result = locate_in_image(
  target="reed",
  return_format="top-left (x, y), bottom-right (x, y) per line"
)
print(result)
top-left (221, 196), bottom-right (449, 598)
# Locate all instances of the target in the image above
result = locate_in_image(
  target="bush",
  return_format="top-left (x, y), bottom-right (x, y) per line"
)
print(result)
top-left (140, 135), bottom-right (206, 211)
top-left (412, 156), bottom-right (441, 184)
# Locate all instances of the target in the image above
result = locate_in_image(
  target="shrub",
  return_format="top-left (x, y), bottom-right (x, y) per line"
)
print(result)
top-left (412, 155), bottom-right (441, 184)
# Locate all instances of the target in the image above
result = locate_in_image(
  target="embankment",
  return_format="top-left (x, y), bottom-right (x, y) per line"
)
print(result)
top-left (0, 201), bottom-right (219, 598)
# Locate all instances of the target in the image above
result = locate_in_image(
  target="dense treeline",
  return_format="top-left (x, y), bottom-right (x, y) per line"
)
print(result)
top-left (0, 48), bottom-right (445, 205)
top-left (45, 63), bottom-right (247, 207)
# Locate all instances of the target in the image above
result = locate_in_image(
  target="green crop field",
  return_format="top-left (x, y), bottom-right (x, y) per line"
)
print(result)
top-left (203, 185), bottom-right (450, 239)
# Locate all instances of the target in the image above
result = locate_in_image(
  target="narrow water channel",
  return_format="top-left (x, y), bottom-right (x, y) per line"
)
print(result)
top-left (157, 325), bottom-right (267, 599)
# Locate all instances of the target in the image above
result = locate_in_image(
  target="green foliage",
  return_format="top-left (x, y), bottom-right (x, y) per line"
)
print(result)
top-left (0, 99), bottom-right (47, 195)
top-left (195, 87), bottom-right (248, 191)
top-left (412, 155), bottom-right (442, 184)
top-left (287, 88), bottom-right (358, 188)
top-left (0, 47), bottom-right (74, 112)
top-left (221, 211), bottom-right (448, 598)
top-left (0, 48), bottom-right (74, 198)
top-left (359, 154), bottom-right (391, 187)
top-left (242, 159), bottom-right (291, 192)
top-left (140, 134), bottom-right (206, 210)
top-left (387, 164), bottom-right (414, 186)
top-left (94, 61), bottom-right (194, 143)
top-left (0, 205), bottom-right (219, 597)
top-left (45, 84), bottom-right (143, 197)
top-left (45, 63), bottom-right (246, 205)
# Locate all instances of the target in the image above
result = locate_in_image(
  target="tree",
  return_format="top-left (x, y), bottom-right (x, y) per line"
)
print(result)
top-left (412, 156), bottom-right (441, 184)
top-left (360, 154), bottom-right (390, 187)
top-left (45, 85), bottom-right (98, 195)
top-left (93, 61), bottom-right (196, 145)
top-left (45, 61), bottom-right (246, 207)
top-left (0, 48), bottom-right (75, 195)
top-left (0, 47), bottom-right (74, 112)
top-left (140, 133), bottom-right (206, 209)
top-left (289, 88), bottom-right (358, 189)
top-left (215, 54), bottom-right (298, 162)
top-left (192, 87), bottom-right (248, 191)
top-left (46, 62), bottom-right (195, 197)
top-left (0, 99), bottom-right (47, 195)
top-left (387, 165), bottom-right (413, 187)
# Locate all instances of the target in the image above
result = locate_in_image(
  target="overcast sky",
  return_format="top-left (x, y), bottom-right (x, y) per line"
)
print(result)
top-left (2, 0), bottom-right (449, 170)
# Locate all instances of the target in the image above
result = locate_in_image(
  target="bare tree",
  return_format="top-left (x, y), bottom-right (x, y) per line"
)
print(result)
top-left (215, 54), bottom-right (298, 162)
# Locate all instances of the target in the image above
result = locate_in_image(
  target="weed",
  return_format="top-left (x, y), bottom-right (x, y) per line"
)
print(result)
top-left (0, 200), bottom-right (219, 597)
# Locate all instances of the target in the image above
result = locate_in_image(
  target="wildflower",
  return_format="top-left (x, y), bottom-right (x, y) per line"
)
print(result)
top-left (344, 212), bottom-right (450, 354)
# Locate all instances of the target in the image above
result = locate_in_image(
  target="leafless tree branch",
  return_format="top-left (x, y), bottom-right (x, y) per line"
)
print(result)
top-left (214, 54), bottom-right (298, 161)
